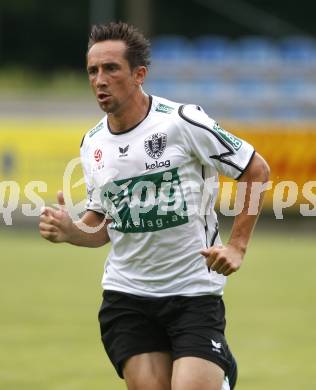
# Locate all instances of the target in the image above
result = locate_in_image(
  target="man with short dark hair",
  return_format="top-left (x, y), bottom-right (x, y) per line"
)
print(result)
top-left (39, 21), bottom-right (269, 390)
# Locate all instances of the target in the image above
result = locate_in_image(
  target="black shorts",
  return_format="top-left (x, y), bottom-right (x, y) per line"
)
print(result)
top-left (98, 290), bottom-right (233, 379)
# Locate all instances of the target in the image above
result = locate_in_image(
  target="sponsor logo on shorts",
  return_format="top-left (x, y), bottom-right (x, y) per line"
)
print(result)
top-left (211, 339), bottom-right (222, 353)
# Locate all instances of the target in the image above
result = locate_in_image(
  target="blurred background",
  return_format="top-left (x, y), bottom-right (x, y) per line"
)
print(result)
top-left (0, 1), bottom-right (315, 389)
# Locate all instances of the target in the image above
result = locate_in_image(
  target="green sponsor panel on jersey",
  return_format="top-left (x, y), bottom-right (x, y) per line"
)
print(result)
top-left (89, 122), bottom-right (104, 137)
top-left (100, 168), bottom-right (188, 233)
top-left (155, 103), bottom-right (174, 114)
top-left (213, 123), bottom-right (243, 151)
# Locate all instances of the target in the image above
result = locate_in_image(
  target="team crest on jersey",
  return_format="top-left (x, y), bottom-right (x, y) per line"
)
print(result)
top-left (144, 133), bottom-right (167, 159)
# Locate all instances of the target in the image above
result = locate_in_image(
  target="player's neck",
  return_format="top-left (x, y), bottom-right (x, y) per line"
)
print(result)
top-left (108, 92), bottom-right (150, 133)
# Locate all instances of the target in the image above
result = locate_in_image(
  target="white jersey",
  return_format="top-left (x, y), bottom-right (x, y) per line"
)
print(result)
top-left (80, 95), bottom-right (255, 297)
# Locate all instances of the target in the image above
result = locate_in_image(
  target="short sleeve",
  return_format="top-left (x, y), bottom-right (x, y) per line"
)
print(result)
top-left (80, 142), bottom-right (106, 215)
top-left (179, 105), bottom-right (255, 179)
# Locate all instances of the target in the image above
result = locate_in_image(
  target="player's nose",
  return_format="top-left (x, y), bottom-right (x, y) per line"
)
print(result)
top-left (95, 69), bottom-right (108, 88)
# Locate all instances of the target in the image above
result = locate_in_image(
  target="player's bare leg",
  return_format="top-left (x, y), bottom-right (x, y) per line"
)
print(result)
top-left (123, 352), bottom-right (173, 390)
top-left (172, 357), bottom-right (225, 390)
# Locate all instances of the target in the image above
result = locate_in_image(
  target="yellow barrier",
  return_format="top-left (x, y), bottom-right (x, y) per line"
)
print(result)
top-left (0, 120), bottom-right (316, 210)
top-left (231, 123), bottom-right (316, 184)
top-left (0, 120), bottom-right (91, 203)
top-left (230, 123), bottom-right (316, 208)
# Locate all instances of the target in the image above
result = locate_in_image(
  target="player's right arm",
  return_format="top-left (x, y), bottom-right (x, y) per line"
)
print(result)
top-left (39, 191), bottom-right (110, 247)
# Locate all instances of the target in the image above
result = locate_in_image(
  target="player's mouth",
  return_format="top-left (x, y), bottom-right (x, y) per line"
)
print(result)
top-left (97, 92), bottom-right (111, 103)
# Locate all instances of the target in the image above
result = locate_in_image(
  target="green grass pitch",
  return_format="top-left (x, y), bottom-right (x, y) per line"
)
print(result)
top-left (0, 227), bottom-right (315, 389)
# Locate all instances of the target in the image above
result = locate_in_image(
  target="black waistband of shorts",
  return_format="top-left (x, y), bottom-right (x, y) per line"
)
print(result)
top-left (102, 289), bottom-right (222, 301)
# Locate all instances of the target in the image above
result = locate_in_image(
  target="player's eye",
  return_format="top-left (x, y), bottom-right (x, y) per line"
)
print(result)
top-left (105, 64), bottom-right (119, 72)
top-left (88, 67), bottom-right (97, 76)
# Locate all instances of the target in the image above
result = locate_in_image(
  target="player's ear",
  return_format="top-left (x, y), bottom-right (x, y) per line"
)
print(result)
top-left (133, 66), bottom-right (147, 86)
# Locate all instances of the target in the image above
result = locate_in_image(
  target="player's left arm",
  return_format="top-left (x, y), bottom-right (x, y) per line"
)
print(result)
top-left (201, 152), bottom-right (270, 276)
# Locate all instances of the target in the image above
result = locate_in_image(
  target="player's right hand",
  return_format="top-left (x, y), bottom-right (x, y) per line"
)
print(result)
top-left (39, 191), bottom-right (73, 243)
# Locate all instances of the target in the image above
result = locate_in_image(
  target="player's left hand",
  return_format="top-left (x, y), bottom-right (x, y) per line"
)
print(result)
top-left (200, 244), bottom-right (245, 276)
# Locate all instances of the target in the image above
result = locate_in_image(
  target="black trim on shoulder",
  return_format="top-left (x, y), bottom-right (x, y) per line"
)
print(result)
top-left (235, 149), bottom-right (256, 180)
top-left (178, 104), bottom-right (247, 173)
top-left (80, 134), bottom-right (86, 148)
top-left (178, 104), bottom-right (234, 153)
top-left (210, 155), bottom-right (243, 173)
top-left (107, 95), bottom-right (153, 135)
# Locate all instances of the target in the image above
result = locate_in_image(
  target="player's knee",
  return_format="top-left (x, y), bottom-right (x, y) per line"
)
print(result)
top-left (123, 352), bottom-right (172, 390)
top-left (125, 373), bottom-right (171, 390)
top-left (172, 357), bottom-right (224, 390)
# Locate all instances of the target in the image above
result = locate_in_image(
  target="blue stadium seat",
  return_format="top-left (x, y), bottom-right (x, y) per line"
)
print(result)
top-left (278, 79), bottom-right (316, 105)
top-left (146, 34), bottom-right (316, 121)
top-left (234, 79), bottom-right (273, 99)
top-left (144, 79), bottom-right (176, 97)
top-left (279, 35), bottom-right (316, 63)
top-left (194, 35), bottom-right (233, 62)
top-left (236, 36), bottom-right (279, 64)
top-left (151, 35), bottom-right (193, 61)
top-left (278, 79), bottom-right (304, 95)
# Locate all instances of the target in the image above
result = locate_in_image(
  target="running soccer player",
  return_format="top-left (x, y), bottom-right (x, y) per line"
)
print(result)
top-left (39, 22), bottom-right (269, 390)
